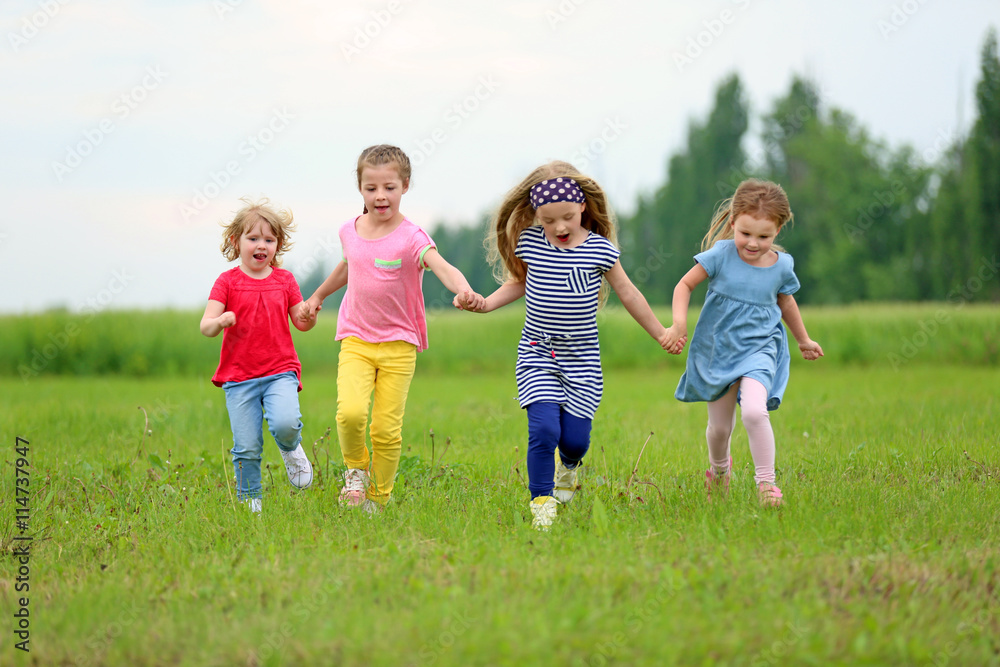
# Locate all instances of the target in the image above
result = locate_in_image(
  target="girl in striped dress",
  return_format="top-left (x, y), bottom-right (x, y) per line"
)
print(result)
top-left (456, 161), bottom-right (679, 529)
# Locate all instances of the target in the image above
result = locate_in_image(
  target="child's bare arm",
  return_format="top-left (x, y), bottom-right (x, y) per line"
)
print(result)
top-left (465, 279), bottom-right (525, 313)
top-left (664, 264), bottom-right (708, 353)
top-left (604, 261), bottom-right (674, 350)
top-left (777, 293), bottom-right (823, 360)
top-left (301, 261), bottom-right (348, 319)
top-left (200, 300), bottom-right (235, 337)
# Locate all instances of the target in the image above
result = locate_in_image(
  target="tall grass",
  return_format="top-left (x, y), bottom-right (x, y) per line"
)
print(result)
top-left (2, 303), bottom-right (998, 381)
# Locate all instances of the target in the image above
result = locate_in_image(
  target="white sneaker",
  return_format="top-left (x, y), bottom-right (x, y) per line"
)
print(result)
top-left (553, 459), bottom-right (579, 504)
top-left (530, 495), bottom-right (558, 530)
top-left (339, 468), bottom-right (370, 507)
top-left (244, 498), bottom-right (262, 514)
top-left (279, 444), bottom-right (313, 489)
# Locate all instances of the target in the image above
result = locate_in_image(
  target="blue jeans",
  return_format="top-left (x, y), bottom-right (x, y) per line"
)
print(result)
top-left (223, 371), bottom-right (302, 500)
top-left (526, 402), bottom-right (592, 499)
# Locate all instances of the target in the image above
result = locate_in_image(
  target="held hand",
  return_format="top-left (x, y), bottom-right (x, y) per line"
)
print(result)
top-left (299, 298), bottom-right (322, 322)
top-left (662, 324), bottom-right (687, 355)
top-left (799, 339), bottom-right (824, 361)
top-left (218, 311), bottom-right (237, 329)
top-left (453, 289), bottom-right (485, 312)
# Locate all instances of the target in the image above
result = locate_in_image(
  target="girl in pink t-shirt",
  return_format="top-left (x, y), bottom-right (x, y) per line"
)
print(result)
top-left (301, 145), bottom-right (483, 512)
top-left (200, 197), bottom-right (318, 514)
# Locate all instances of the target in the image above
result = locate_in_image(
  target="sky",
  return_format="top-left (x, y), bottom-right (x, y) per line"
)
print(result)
top-left (2, 0), bottom-right (996, 314)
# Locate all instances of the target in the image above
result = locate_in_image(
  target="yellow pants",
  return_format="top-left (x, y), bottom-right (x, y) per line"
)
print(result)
top-left (336, 336), bottom-right (416, 505)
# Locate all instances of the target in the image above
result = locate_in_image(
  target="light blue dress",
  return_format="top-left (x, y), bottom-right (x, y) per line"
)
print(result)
top-left (674, 240), bottom-right (800, 411)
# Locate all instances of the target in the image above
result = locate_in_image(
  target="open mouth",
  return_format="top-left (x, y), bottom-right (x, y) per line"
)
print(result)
top-left (556, 233), bottom-right (570, 242)
top-left (254, 253), bottom-right (267, 261)
top-left (375, 205), bottom-right (389, 214)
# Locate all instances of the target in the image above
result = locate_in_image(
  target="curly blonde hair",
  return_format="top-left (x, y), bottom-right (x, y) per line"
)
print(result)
top-left (702, 179), bottom-right (793, 252)
top-left (220, 197), bottom-right (295, 267)
top-left (486, 161), bottom-right (619, 307)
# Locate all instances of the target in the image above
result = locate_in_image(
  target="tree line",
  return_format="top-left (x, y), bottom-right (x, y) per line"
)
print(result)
top-left (301, 29), bottom-right (999, 308)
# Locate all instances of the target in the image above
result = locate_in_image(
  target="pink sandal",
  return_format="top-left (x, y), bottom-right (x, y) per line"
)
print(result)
top-left (705, 457), bottom-right (733, 500)
top-left (758, 482), bottom-right (783, 507)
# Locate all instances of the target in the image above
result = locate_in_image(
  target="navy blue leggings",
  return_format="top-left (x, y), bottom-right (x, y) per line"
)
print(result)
top-left (526, 402), bottom-right (593, 499)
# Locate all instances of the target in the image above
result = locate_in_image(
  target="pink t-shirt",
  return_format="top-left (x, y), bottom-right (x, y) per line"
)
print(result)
top-left (336, 217), bottom-right (435, 352)
top-left (209, 266), bottom-right (303, 388)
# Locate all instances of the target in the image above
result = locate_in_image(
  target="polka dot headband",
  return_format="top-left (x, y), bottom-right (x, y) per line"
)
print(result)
top-left (529, 178), bottom-right (585, 209)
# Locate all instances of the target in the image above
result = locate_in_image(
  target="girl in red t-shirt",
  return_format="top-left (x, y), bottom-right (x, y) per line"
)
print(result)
top-left (200, 197), bottom-right (317, 513)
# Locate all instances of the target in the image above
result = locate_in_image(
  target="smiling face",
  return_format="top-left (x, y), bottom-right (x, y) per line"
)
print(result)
top-left (731, 213), bottom-right (780, 266)
top-left (236, 219), bottom-right (278, 277)
top-left (536, 201), bottom-right (588, 248)
top-left (359, 163), bottom-right (408, 225)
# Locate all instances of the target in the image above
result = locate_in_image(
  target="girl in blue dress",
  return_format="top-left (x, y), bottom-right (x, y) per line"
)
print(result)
top-left (457, 161), bottom-right (674, 529)
top-left (664, 179), bottom-right (823, 507)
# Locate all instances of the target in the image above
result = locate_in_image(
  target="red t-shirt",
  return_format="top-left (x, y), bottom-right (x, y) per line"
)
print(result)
top-left (208, 267), bottom-right (303, 389)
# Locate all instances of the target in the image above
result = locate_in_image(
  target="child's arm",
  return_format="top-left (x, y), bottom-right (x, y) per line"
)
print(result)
top-left (460, 279), bottom-right (525, 313)
top-left (289, 300), bottom-right (317, 332)
top-left (604, 260), bottom-right (674, 351)
top-left (777, 293), bottom-right (824, 360)
top-left (665, 264), bottom-right (708, 354)
top-left (200, 300), bottom-right (235, 337)
top-left (423, 248), bottom-right (485, 310)
top-left (300, 261), bottom-right (348, 320)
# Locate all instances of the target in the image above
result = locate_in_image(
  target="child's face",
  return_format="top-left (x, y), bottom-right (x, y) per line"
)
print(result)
top-left (536, 201), bottom-right (587, 248)
top-left (360, 163), bottom-right (408, 224)
top-left (236, 220), bottom-right (278, 276)
top-left (731, 213), bottom-right (779, 266)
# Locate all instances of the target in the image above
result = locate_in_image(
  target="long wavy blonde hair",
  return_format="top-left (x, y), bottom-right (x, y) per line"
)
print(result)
top-left (702, 179), bottom-right (793, 252)
top-left (220, 197), bottom-right (295, 267)
top-left (486, 161), bottom-right (619, 307)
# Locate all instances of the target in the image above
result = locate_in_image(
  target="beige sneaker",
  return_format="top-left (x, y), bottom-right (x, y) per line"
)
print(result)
top-left (553, 459), bottom-right (579, 504)
top-left (339, 468), bottom-right (370, 507)
top-left (530, 495), bottom-right (558, 530)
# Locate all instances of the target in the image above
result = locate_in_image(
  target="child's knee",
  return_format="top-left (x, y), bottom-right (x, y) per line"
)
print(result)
top-left (706, 422), bottom-right (734, 441)
top-left (528, 421), bottom-right (560, 451)
top-left (741, 405), bottom-right (770, 430)
top-left (337, 405), bottom-right (369, 430)
top-left (270, 418), bottom-right (302, 447)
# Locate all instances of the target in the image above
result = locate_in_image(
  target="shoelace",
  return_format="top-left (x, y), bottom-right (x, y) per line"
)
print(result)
top-left (344, 470), bottom-right (366, 491)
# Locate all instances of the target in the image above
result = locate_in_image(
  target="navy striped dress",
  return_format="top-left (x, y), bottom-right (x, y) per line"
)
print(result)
top-left (513, 226), bottom-right (621, 420)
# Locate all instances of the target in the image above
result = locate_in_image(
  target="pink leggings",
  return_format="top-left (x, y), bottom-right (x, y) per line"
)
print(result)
top-left (706, 377), bottom-right (775, 484)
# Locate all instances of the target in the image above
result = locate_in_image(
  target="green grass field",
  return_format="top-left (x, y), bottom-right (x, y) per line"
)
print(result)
top-left (1, 307), bottom-right (999, 665)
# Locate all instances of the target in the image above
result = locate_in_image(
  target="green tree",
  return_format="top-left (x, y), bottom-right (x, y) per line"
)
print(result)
top-left (928, 28), bottom-right (1000, 302)
top-left (621, 73), bottom-right (749, 304)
